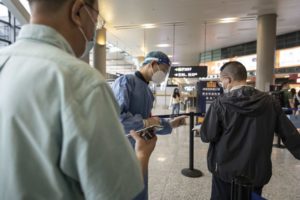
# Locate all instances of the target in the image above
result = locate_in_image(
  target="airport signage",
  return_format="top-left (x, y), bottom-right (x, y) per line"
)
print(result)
top-left (169, 66), bottom-right (207, 78)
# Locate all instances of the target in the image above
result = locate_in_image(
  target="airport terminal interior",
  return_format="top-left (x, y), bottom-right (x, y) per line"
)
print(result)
top-left (1, 0), bottom-right (300, 199)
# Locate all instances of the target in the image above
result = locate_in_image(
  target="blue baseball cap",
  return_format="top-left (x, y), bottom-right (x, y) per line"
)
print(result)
top-left (142, 51), bottom-right (171, 66)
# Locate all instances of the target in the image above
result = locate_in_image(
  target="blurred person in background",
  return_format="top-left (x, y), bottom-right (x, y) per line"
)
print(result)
top-left (170, 88), bottom-right (181, 117)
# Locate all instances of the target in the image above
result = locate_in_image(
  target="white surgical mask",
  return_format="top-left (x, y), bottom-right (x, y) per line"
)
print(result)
top-left (78, 5), bottom-right (97, 58)
top-left (223, 87), bottom-right (230, 94)
top-left (151, 64), bottom-right (167, 84)
top-left (219, 79), bottom-right (230, 93)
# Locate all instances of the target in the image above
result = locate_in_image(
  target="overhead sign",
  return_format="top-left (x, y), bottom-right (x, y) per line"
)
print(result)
top-left (169, 66), bottom-right (207, 78)
top-left (278, 47), bottom-right (300, 68)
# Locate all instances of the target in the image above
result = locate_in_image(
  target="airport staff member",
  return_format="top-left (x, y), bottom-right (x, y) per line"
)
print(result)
top-left (200, 61), bottom-right (300, 200)
top-left (0, 0), bottom-right (156, 199)
top-left (112, 51), bottom-right (186, 200)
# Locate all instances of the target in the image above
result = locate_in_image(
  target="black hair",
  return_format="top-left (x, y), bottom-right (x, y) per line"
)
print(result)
top-left (291, 88), bottom-right (296, 96)
top-left (220, 61), bottom-right (247, 81)
top-left (281, 81), bottom-right (289, 87)
top-left (172, 88), bottom-right (180, 98)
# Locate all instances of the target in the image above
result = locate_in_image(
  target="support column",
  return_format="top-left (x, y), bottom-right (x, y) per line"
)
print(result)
top-left (256, 14), bottom-right (277, 92)
top-left (94, 27), bottom-right (107, 78)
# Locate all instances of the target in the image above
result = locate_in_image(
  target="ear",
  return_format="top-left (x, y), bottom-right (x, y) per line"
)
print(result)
top-left (71, 0), bottom-right (84, 27)
top-left (228, 77), bottom-right (232, 83)
top-left (150, 61), bottom-right (157, 68)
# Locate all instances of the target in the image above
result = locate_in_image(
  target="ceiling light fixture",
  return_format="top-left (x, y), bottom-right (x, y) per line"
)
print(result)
top-left (219, 17), bottom-right (239, 23)
top-left (114, 21), bottom-right (184, 30)
top-left (141, 23), bottom-right (157, 29)
top-left (156, 44), bottom-right (170, 48)
top-left (205, 16), bottom-right (256, 25)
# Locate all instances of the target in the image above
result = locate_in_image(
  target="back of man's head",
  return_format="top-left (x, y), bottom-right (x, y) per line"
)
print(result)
top-left (28, 0), bottom-right (96, 10)
top-left (220, 61), bottom-right (247, 81)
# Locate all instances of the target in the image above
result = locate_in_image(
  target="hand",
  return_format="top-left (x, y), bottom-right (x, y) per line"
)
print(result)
top-left (130, 130), bottom-right (157, 159)
top-left (144, 117), bottom-right (160, 127)
top-left (169, 115), bottom-right (188, 128)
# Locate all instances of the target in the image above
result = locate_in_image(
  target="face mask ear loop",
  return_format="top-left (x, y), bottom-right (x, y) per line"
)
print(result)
top-left (83, 4), bottom-right (97, 25)
top-left (78, 26), bottom-right (89, 42)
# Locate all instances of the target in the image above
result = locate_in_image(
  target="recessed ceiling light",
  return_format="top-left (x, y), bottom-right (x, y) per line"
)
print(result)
top-left (168, 55), bottom-right (173, 58)
top-left (141, 23), bottom-right (157, 29)
top-left (172, 62), bottom-right (180, 65)
top-left (219, 17), bottom-right (239, 23)
top-left (156, 44), bottom-right (171, 48)
top-left (157, 157), bottom-right (166, 162)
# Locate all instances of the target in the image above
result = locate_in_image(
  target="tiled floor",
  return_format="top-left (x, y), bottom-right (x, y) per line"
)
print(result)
top-left (148, 107), bottom-right (300, 200)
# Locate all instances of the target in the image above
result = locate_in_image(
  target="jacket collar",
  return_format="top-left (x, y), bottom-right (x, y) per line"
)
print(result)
top-left (135, 71), bottom-right (149, 84)
top-left (17, 24), bottom-right (75, 56)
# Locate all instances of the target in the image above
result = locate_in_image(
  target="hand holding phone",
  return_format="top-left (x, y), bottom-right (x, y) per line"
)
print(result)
top-left (136, 125), bottom-right (163, 141)
top-left (127, 125), bottom-right (163, 141)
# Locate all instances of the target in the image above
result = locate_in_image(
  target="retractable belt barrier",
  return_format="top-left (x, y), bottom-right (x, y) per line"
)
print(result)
top-left (155, 112), bottom-right (203, 178)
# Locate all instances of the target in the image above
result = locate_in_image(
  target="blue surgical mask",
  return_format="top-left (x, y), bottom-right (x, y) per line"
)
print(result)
top-left (79, 28), bottom-right (96, 58)
top-left (78, 5), bottom-right (97, 58)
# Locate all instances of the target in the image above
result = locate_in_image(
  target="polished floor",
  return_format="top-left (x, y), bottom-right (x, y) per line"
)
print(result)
top-left (148, 106), bottom-right (300, 200)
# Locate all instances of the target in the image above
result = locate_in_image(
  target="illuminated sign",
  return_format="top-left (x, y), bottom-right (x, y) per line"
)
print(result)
top-left (278, 47), bottom-right (300, 68)
top-left (205, 46), bottom-right (300, 75)
top-left (169, 66), bottom-right (207, 78)
top-left (184, 86), bottom-right (195, 91)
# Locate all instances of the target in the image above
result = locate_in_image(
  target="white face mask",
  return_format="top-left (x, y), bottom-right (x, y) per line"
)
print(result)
top-left (78, 5), bottom-right (97, 58)
top-left (151, 64), bottom-right (167, 84)
top-left (219, 79), bottom-right (230, 93)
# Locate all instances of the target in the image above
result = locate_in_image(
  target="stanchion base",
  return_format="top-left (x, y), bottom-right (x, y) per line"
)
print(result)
top-left (273, 144), bottom-right (286, 149)
top-left (181, 168), bottom-right (203, 178)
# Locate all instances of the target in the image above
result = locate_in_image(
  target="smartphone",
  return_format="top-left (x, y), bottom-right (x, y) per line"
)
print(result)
top-left (136, 125), bottom-right (163, 141)
top-left (127, 125), bottom-right (163, 141)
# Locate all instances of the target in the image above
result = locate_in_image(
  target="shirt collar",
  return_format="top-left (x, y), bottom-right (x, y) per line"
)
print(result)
top-left (135, 71), bottom-right (149, 84)
top-left (17, 24), bottom-right (75, 56)
top-left (230, 85), bottom-right (250, 91)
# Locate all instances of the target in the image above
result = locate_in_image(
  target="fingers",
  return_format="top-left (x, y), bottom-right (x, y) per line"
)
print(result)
top-left (130, 130), bottom-right (157, 142)
top-left (129, 130), bottom-right (142, 141)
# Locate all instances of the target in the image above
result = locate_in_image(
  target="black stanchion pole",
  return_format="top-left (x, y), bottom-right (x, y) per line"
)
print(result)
top-left (181, 112), bottom-right (203, 178)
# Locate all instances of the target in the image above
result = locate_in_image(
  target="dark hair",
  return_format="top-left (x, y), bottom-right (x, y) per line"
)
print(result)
top-left (291, 88), bottom-right (296, 96)
top-left (220, 61), bottom-right (247, 81)
top-left (281, 81), bottom-right (289, 87)
top-left (172, 88), bottom-right (180, 98)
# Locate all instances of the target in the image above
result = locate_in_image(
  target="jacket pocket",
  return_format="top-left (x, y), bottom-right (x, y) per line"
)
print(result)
top-left (207, 144), bottom-right (218, 173)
